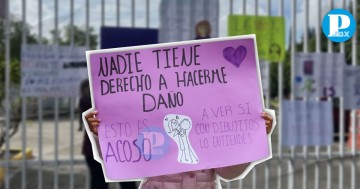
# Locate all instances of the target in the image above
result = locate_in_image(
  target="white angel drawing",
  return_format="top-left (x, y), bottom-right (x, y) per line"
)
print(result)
top-left (163, 114), bottom-right (199, 164)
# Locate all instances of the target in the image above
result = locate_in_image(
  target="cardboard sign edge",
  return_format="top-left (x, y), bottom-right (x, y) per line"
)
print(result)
top-left (83, 35), bottom-right (276, 185)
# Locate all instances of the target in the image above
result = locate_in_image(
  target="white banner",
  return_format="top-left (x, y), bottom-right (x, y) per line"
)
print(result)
top-left (159, 0), bottom-right (219, 43)
top-left (344, 66), bottom-right (360, 110)
top-left (21, 44), bottom-right (88, 97)
top-left (294, 53), bottom-right (345, 98)
top-left (281, 99), bottom-right (333, 146)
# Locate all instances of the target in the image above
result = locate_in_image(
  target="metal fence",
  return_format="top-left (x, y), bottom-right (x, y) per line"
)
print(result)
top-left (1, 0), bottom-right (359, 189)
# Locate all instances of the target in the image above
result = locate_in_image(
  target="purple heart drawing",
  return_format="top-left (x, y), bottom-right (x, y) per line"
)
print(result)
top-left (222, 46), bottom-right (247, 68)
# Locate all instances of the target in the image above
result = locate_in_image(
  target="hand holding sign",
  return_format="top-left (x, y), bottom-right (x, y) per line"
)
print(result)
top-left (85, 111), bottom-right (273, 137)
top-left (85, 111), bottom-right (100, 135)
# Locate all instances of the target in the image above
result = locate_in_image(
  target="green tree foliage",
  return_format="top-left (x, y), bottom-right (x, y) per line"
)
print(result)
top-left (51, 25), bottom-right (98, 50)
top-left (0, 18), bottom-right (39, 149)
top-left (0, 19), bottom-right (38, 101)
top-left (0, 19), bottom-right (98, 149)
top-left (0, 19), bottom-right (98, 102)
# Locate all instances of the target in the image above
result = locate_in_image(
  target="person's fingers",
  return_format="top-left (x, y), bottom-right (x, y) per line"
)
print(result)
top-left (261, 112), bottom-right (273, 121)
top-left (91, 126), bottom-right (98, 135)
top-left (89, 122), bottom-right (99, 135)
top-left (87, 117), bottom-right (101, 123)
top-left (261, 113), bottom-right (271, 120)
top-left (89, 122), bottom-right (99, 128)
top-left (262, 112), bottom-right (273, 134)
top-left (88, 122), bottom-right (100, 129)
top-left (266, 125), bottom-right (271, 134)
top-left (85, 110), bottom-right (98, 119)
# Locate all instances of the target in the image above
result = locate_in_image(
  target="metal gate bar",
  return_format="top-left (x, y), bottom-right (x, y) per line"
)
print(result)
top-left (1, 1), bottom-right (359, 189)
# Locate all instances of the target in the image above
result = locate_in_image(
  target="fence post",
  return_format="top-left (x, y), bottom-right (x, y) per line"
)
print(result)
top-left (4, 0), bottom-right (11, 188)
top-left (351, 0), bottom-right (358, 188)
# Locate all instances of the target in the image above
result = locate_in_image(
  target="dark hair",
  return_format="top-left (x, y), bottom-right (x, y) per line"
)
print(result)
top-left (195, 20), bottom-right (211, 38)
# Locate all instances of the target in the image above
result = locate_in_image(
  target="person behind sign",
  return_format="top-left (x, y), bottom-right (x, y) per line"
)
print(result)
top-left (85, 110), bottom-right (273, 189)
top-left (79, 79), bottom-right (138, 189)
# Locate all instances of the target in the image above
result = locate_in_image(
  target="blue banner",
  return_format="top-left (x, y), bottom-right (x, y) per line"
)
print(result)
top-left (101, 27), bottom-right (158, 49)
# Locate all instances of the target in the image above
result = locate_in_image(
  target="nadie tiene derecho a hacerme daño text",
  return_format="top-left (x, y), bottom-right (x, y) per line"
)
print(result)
top-left (97, 45), bottom-right (228, 113)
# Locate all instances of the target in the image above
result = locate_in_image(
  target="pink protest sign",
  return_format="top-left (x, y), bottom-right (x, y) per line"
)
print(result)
top-left (86, 35), bottom-right (269, 180)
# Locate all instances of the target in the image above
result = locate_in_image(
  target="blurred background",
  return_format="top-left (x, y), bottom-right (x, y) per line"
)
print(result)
top-left (0, 0), bottom-right (359, 188)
